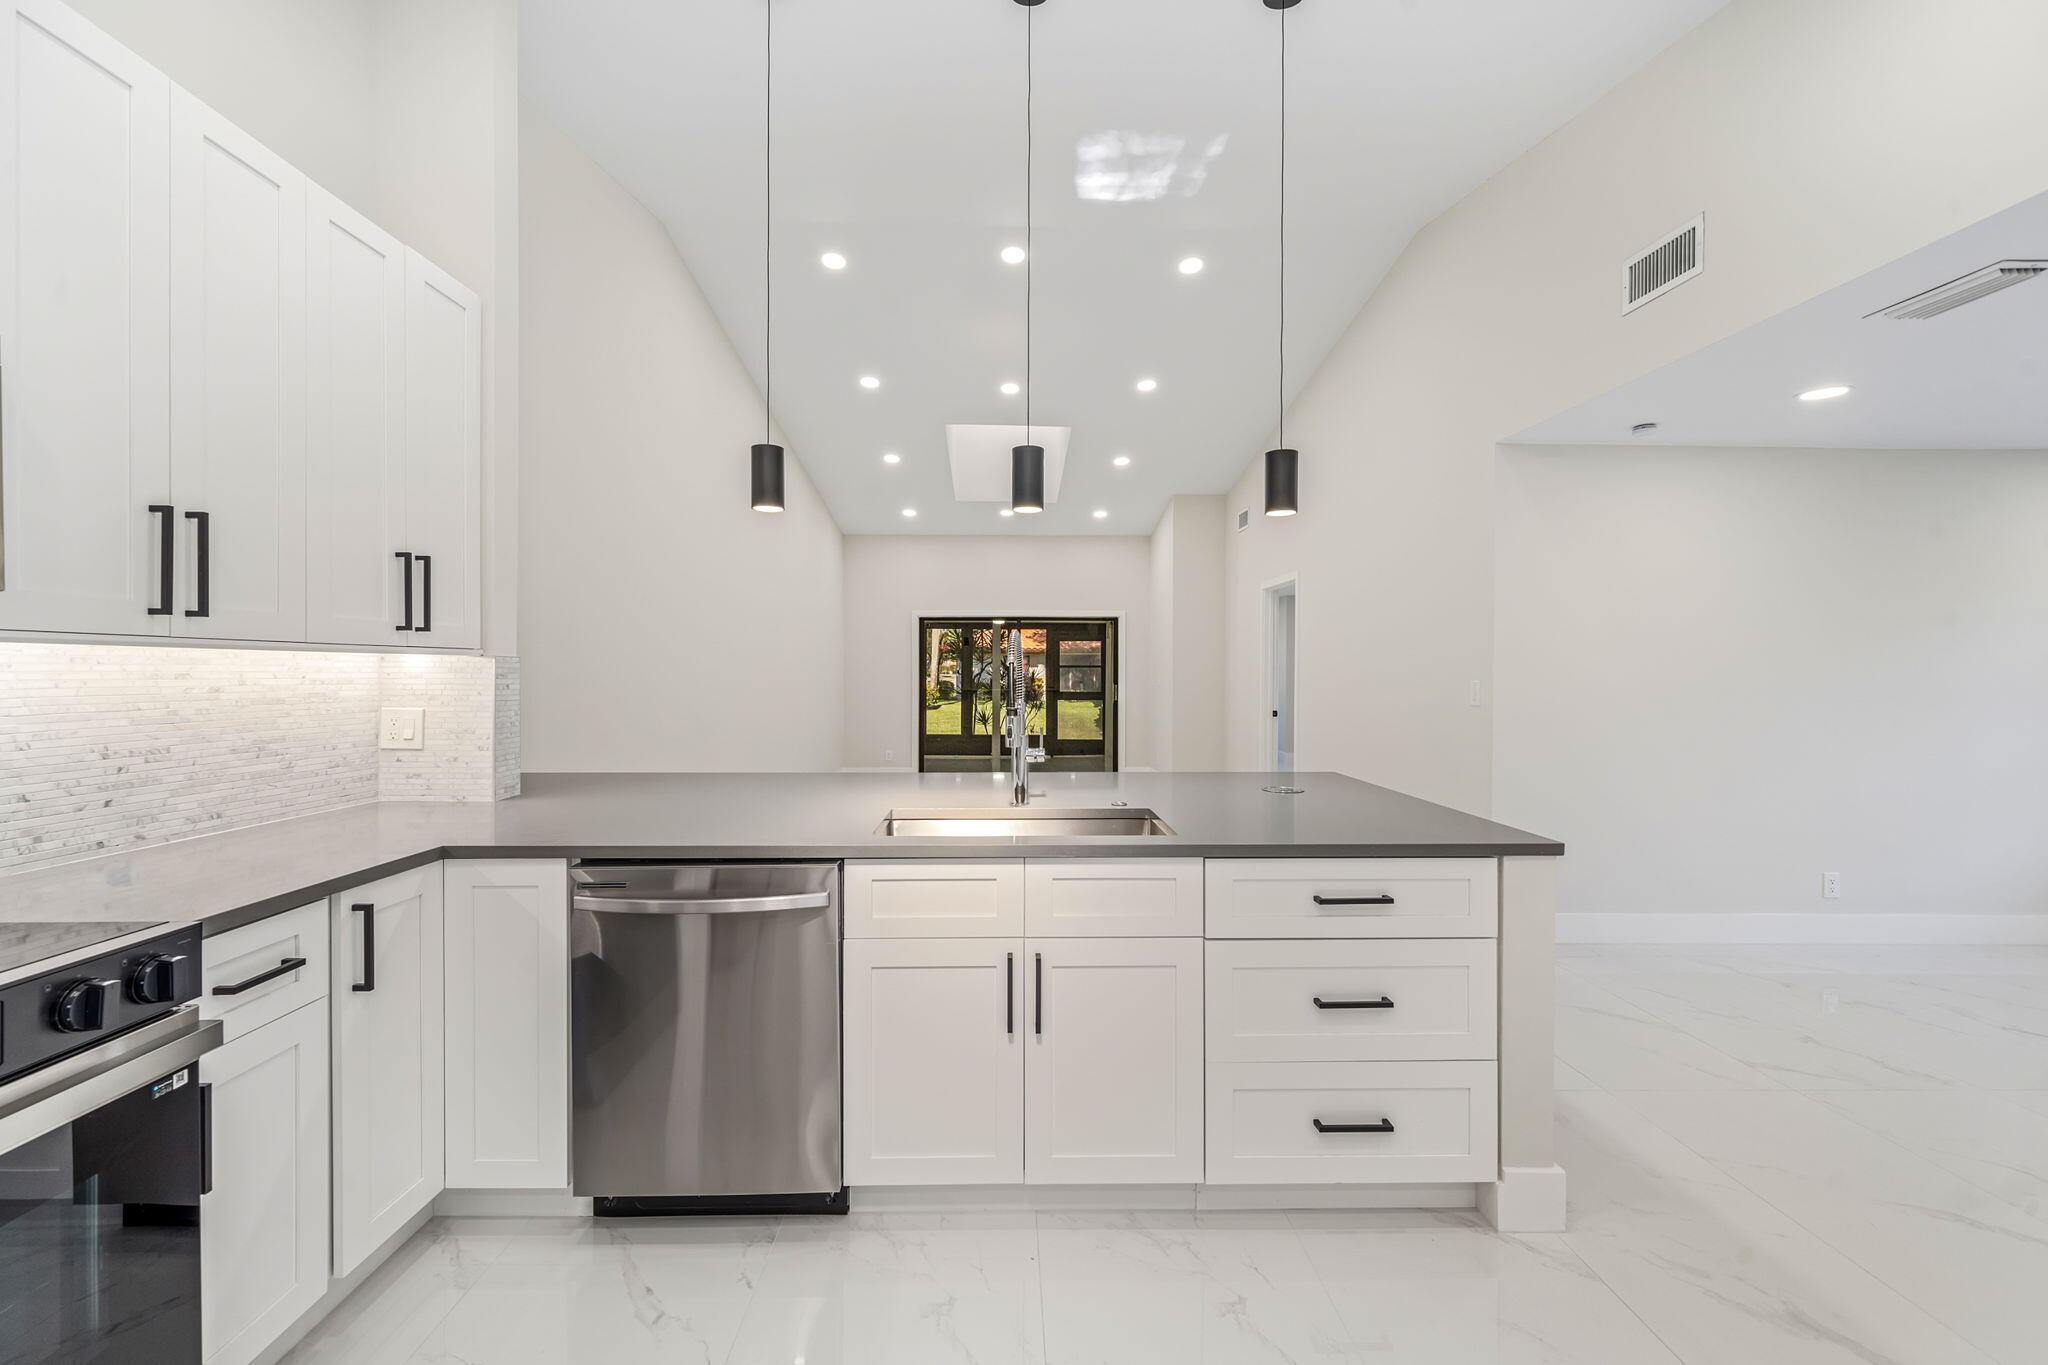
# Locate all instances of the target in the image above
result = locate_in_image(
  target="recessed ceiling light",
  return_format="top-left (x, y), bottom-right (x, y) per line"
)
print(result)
top-left (1092, 509), bottom-right (1109, 519)
top-left (1000, 382), bottom-right (1021, 396)
top-left (1135, 378), bottom-right (1158, 394)
top-left (1178, 256), bottom-right (1204, 275)
top-left (881, 452), bottom-right (902, 465)
top-left (998, 508), bottom-right (1015, 518)
top-left (859, 375), bottom-right (881, 390)
top-left (1000, 245), bottom-right (1027, 265)
top-left (819, 251), bottom-right (847, 271)
top-left (1112, 455), bottom-right (1132, 467)
top-left (901, 507), bottom-right (917, 518)
top-left (1798, 384), bottom-right (1852, 402)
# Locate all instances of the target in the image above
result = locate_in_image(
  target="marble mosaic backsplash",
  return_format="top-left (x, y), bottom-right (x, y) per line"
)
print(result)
top-left (0, 643), bottom-right (519, 874)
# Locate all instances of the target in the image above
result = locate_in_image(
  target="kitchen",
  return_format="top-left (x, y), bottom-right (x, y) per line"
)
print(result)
top-left (3, 2), bottom-right (2047, 1364)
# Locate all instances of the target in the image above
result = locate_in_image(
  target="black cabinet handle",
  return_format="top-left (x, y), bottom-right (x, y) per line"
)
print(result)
top-left (182, 510), bottom-right (210, 617)
top-left (1005, 952), bottom-right (1015, 1035)
top-left (1313, 996), bottom-right (1394, 1010)
top-left (148, 505), bottom-right (175, 614)
top-left (351, 903), bottom-right (376, 992)
top-left (1033, 952), bottom-right (1043, 1035)
top-left (416, 554), bottom-right (432, 632)
top-left (395, 552), bottom-right (414, 630)
top-left (211, 956), bottom-right (308, 997)
top-left (1311, 894), bottom-right (1396, 906)
top-left (199, 1081), bottom-right (214, 1196)
top-left (1313, 1118), bottom-right (1395, 1134)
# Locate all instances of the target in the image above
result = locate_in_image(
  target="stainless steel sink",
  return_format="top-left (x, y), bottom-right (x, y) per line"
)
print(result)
top-left (877, 807), bottom-right (1176, 837)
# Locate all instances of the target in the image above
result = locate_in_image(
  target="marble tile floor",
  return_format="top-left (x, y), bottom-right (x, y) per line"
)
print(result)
top-left (285, 945), bottom-right (2048, 1364)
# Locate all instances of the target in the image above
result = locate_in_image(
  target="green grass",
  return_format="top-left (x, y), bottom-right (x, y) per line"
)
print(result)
top-left (923, 698), bottom-right (1102, 741)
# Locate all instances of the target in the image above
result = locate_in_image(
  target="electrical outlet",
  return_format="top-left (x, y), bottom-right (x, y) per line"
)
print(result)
top-left (379, 707), bottom-right (425, 750)
top-left (884, 749), bottom-right (894, 762)
top-left (1822, 871), bottom-right (1841, 900)
top-left (1468, 680), bottom-right (1483, 708)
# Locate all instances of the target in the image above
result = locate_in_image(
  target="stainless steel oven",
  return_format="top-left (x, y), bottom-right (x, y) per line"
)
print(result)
top-left (0, 924), bottom-right (221, 1365)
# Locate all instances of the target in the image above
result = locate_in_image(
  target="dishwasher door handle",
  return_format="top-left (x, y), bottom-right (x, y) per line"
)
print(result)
top-left (571, 891), bottom-right (833, 916)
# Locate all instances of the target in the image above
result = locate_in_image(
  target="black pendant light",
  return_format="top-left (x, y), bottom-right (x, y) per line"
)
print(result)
top-left (1264, 0), bottom-right (1301, 517)
top-left (750, 0), bottom-right (785, 513)
top-left (1010, 0), bottom-right (1046, 514)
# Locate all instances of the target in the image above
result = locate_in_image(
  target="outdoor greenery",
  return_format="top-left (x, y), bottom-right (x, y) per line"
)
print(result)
top-left (923, 696), bottom-right (1103, 741)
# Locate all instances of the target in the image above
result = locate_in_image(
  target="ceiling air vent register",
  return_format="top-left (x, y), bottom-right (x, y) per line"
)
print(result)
top-left (1864, 260), bottom-right (2047, 320)
top-left (1622, 214), bottom-right (1704, 314)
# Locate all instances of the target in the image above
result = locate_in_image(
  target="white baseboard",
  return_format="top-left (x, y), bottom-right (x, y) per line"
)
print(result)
top-left (1478, 1165), bottom-right (1567, 1233)
top-left (1558, 912), bottom-right (2048, 945)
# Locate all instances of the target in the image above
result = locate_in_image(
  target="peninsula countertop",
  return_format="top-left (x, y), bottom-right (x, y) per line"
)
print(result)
top-left (0, 771), bottom-right (1563, 940)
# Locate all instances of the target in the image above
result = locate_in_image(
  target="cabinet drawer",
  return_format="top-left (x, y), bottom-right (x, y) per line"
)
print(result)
top-left (1206, 1061), bottom-right (1497, 1185)
top-left (1025, 859), bottom-right (1203, 937)
top-left (1204, 859), bottom-right (1497, 938)
top-left (845, 861), bottom-right (1024, 938)
top-left (202, 901), bottom-right (328, 1039)
top-left (1207, 940), bottom-right (1496, 1063)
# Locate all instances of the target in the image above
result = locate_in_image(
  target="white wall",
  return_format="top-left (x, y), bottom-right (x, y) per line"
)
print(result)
top-left (1149, 496), bottom-right (1227, 771)
top-left (1222, 0), bottom-right (2048, 811)
top-left (841, 536), bottom-right (1152, 771)
top-left (1495, 445), bottom-right (2048, 918)
top-left (519, 107), bottom-right (842, 772)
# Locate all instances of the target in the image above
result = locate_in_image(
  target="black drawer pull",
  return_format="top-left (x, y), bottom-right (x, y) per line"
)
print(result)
top-left (1311, 894), bottom-right (1395, 906)
top-left (1313, 996), bottom-right (1394, 1010)
top-left (1313, 1118), bottom-right (1395, 1134)
top-left (352, 903), bottom-right (376, 992)
top-left (211, 956), bottom-right (308, 996)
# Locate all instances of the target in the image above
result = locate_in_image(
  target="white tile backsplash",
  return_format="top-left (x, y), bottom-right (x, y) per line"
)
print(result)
top-left (0, 642), bottom-right (519, 874)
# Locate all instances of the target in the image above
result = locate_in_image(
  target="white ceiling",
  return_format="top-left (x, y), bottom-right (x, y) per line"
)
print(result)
top-left (521, 0), bottom-right (1729, 534)
top-left (1512, 191), bottom-right (2048, 450)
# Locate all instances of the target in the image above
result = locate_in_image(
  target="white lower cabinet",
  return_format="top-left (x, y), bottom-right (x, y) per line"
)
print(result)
top-left (443, 860), bottom-right (570, 1189)
top-left (201, 999), bottom-right (329, 1365)
top-left (330, 864), bottom-right (444, 1277)
top-left (1206, 1060), bottom-right (1498, 1185)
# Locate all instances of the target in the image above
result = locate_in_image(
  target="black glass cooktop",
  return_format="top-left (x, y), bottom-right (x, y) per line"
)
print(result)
top-left (0, 920), bottom-right (164, 977)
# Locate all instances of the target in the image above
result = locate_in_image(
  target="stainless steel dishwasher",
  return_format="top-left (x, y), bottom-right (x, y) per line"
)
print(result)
top-left (569, 862), bottom-right (843, 1215)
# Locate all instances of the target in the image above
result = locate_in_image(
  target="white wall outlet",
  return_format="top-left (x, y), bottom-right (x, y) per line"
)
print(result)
top-left (884, 749), bottom-right (894, 762)
top-left (1822, 871), bottom-right (1842, 900)
top-left (379, 707), bottom-right (425, 750)
top-left (1468, 680), bottom-right (1483, 708)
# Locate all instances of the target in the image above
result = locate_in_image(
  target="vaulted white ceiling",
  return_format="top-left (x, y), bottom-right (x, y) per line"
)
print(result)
top-left (521, 0), bottom-right (1729, 534)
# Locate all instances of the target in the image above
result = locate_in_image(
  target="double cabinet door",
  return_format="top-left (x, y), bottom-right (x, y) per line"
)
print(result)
top-left (843, 935), bottom-right (1204, 1186)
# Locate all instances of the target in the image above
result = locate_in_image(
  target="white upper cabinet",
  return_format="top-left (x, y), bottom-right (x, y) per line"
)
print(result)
top-left (168, 89), bottom-right (305, 640)
top-left (398, 252), bottom-right (480, 649)
top-left (0, 0), bottom-right (170, 634)
top-left (304, 187), bottom-right (406, 646)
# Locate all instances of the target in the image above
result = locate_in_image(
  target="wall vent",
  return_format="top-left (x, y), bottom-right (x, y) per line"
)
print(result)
top-left (1864, 260), bottom-right (2048, 320)
top-left (1237, 509), bottom-right (1250, 531)
top-left (1622, 214), bottom-right (1704, 314)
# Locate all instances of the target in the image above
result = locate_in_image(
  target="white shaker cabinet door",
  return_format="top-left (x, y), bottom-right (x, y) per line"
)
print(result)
top-left (443, 860), bottom-right (570, 1189)
top-left (398, 250), bottom-right (480, 648)
top-left (330, 864), bottom-right (445, 1276)
top-left (0, 0), bottom-right (171, 634)
top-left (201, 1000), bottom-right (330, 1365)
top-left (1024, 936), bottom-right (1205, 1184)
top-left (843, 937), bottom-right (1024, 1186)
top-left (168, 88), bottom-right (305, 641)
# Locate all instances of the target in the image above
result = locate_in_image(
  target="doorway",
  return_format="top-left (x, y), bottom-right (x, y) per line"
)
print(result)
top-left (1263, 577), bottom-right (1297, 772)
top-left (918, 618), bottom-right (1118, 772)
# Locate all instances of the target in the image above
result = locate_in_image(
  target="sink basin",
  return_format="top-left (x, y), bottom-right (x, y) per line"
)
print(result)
top-left (878, 807), bottom-right (1176, 838)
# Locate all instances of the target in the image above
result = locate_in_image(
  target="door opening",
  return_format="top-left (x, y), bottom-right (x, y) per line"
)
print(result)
top-left (918, 618), bottom-right (1118, 773)
top-left (1263, 578), bottom-right (1297, 772)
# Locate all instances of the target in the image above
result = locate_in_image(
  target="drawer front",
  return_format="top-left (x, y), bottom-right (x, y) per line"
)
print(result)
top-left (202, 900), bottom-right (329, 1038)
top-left (1025, 859), bottom-right (1203, 937)
top-left (1207, 939), bottom-right (1496, 1063)
top-left (1206, 1061), bottom-right (1497, 1185)
top-left (1205, 859), bottom-right (1498, 938)
top-left (845, 861), bottom-right (1025, 938)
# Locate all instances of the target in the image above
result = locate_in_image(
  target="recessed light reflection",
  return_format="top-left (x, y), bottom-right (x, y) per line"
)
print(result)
top-left (859, 376), bottom-right (881, 390)
top-left (1112, 455), bottom-right (1131, 467)
top-left (881, 452), bottom-right (901, 465)
top-left (1000, 382), bottom-right (1021, 396)
top-left (901, 507), bottom-right (917, 518)
top-left (1178, 257), bottom-right (1204, 275)
top-left (1092, 509), bottom-right (1109, 519)
top-left (1798, 385), bottom-right (1852, 402)
top-left (999, 508), bottom-right (1015, 517)
top-left (1001, 245), bottom-right (1027, 265)
top-left (1135, 378), bottom-right (1158, 394)
top-left (819, 251), bottom-right (847, 271)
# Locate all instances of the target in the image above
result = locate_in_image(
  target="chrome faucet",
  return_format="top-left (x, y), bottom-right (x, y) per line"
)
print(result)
top-left (1004, 629), bottom-right (1045, 805)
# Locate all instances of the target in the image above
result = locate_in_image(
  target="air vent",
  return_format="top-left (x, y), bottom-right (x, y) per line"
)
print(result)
top-left (1238, 509), bottom-right (1250, 531)
top-left (1622, 214), bottom-right (1704, 314)
top-left (1865, 260), bottom-right (2047, 320)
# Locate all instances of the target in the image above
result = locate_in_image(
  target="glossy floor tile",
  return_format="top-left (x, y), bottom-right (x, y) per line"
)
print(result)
top-left (285, 945), bottom-right (2048, 1364)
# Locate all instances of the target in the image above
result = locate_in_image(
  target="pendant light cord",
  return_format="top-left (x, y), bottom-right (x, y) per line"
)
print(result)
top-left (764, 0), bottom-right (773, 446)
top-left (1277, 4), bottom-right (1287, 450)
top-left (1024, 2), bottom-right (1034, 447)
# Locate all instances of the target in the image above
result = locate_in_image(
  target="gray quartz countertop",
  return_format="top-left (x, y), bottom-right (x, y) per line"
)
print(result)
top-left (0, 771), bottom-right (1561, 941)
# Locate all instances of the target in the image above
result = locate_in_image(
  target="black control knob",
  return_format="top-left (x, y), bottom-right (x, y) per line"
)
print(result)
top-left (128, 953), bottom-right (186, 1005)
top-left (52, 978), bottom-right (115, 1033)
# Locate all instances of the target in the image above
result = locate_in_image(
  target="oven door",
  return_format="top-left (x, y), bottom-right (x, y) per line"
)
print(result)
top-left (0, 1011), bottom-right (223, 1365)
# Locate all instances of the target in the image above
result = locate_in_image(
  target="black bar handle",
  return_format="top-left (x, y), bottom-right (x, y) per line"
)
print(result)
top-left (351, 903), bottom-right (376, 992)
top-left (1313, 1118), bottom-right (1395, 1134)
top-left (416, 554), bottom-right (431, 632)
top-left (183, 510), bottom-right (210, 617)
top-left (395, 552), bottom-right (414, 630)
top-left (1313, 996), bottom-right (1395, 1010)
top-left (1311, 894), bottom-right (1396, 906)
top-left (212, 956), bottom-right (308, 997)
top-left (1006, 952), bottom-right (1015, 1036)
top-left (1033, 953), bottom-right (1044, 1035)
top-left (148, 505), bottom-right (175, 614)
top-left (199, 1081), bottom-right (214, 1196)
